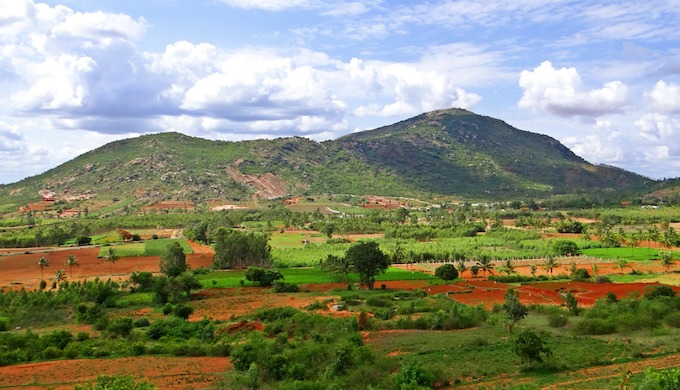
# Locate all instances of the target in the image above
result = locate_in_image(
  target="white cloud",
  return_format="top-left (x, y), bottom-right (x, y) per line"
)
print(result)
top-left (51, 10), bottom-right (147, 48)
top-left (645, 81), bottom-right (680, 113)
top-left (518, 61), bottom-right (628, 117)
top-left (11, 54), bottom-right (96, 111)
top-left (634, 113), bottom-right (677, 141)
top-left (218, 0), bottom-right (311, 11)
top-left (562, 134), bottom-right (624, 163)
top-left (348, 58), bottom-right (481, 117)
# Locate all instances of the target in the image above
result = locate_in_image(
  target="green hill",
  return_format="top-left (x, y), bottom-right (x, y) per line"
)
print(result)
top-left (0, 108), bottom-right (654, 210)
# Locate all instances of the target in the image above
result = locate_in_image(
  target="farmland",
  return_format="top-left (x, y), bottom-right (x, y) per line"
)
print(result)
top-left (1, 204), bottom-right (680, 388)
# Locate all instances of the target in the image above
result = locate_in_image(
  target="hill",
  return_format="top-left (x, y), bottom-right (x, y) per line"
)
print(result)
top-left (0, 108), bottom-right (654, 210)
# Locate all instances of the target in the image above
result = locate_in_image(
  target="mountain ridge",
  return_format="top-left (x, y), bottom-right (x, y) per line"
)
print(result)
top-left (0, 108), bottom-right (654, 208)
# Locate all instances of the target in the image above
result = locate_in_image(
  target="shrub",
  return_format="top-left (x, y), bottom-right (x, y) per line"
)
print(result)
top-left (173, 304), bottom-right (194, 320)
top-left (644, 286), bottom-right (676, 300)
top-left (393, 362), bottom-right (434, 389)
top-left (0, 317), bottom-right (8, 331)
top-left (366, 296), bottom-right (392, 308)
top-left (41, 346), bottom-right (62, 360)
top-left (106, 317), bottom-right (133, 338)
top-left (571, 268), bottom-right (590, 280)
top-left (664, 312), bottom-right (680, 328)
top-left (133, 318), bottom-right (150, 328)
top-left (272, 282), bottom-right (300, 293)
top-left (551, 240), bottom-right (579, 256)
top-left (162, 303), bottom-right (174, 315)
top-left (573, 318), bottom-right (616, 335)
top-left (547, 314), bottom-right (569, 328)
top-left (594, 276), bottom-right (612, 284)
top-left (434, 264), bottom-right (458, 282)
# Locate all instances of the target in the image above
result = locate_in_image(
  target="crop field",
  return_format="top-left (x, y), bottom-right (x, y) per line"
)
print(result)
top-left (96, 238), bottom-right (193, 258)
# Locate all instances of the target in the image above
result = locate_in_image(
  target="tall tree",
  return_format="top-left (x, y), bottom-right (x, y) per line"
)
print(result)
top-left (213, 227), bottom-right (271, 269)
top-left (54, 269), bottom-right (67, 287)
top-left (660, 251), bottom-right (675, 273)
top-left (324, 254), bottom-right (354, 290)
top-left (543, 256), bottom-right (559, 277)
top-left (65, 255), bottom-right (79, 278)
top-left (616, 258), bottom-right (629, 274)
top-left (159, 242), bottom-right (187, 277)
top-left (456, 259), bottom-right (468, 278)
top-left (103, 248), bottom-right (118, 276)
top-left (345, 241), bottom-right (390, 290)
top-left (37, 256), bottom-right (50, 280)
top-left (475, 255), bottom-right (495, 278)
top-left (503, 288), bottom-right (528, 332)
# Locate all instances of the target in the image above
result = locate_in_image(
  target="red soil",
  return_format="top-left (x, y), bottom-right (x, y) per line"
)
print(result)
top-left (0, 356), bottom-right (231, 390)
top-left (0, 240), bottom-right (214, 290)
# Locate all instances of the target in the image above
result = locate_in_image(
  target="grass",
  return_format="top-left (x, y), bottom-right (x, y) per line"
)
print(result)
top-left (581, 247), bottom-right (671, 261)
top-left (143, 238), bottom-right (193, 256)
top-left (96, 238), bottom-right (193, 257)
top-left (198, 266), bottom-right (435, 288)
top-left (117, 292), bottom-right (154, 306)
top-left (269, 231), bottom-right (325, 249)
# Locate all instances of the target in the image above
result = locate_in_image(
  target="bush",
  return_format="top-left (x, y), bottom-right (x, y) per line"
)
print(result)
top-left (0, 317), bottom-right (8, 331)
top-left (393, 362), bottom-right (434, 389)
top-left (547, 314), bottom-right (569, 328)
top-left (434, 264), bottom-right (458, 282)
top-left (664, 312), bottom-right (680, 328)
top-left (272, 282), bottom-right (300, 293)
top-left (571, 268), bottom-right (590, 280)
top-left (133, 318), bottom-right (150, 328)
top-left (106, 317), bottom-right (133, 338)
top-left (572, 318), bottom-right (616, 335)
top-left (551, 240), bottom-right (579, 256)
top-left (644, 286), bottom-right (676, 300)
top-left (173, 304), bottom-right (194, 320)
top-left (594, 276), bottom-right (612, 284)
top-left (366, 296), bottom-right (392, 308)
top-left (162, 303), bottom-right (174, 315)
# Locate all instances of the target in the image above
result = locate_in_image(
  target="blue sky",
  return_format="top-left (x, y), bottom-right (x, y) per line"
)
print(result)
top-left (1, 0), bottom-right (679, 184)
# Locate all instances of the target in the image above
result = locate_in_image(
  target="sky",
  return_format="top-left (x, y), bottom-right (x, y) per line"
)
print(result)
top-left (1, 0), bottom-right (680, 184)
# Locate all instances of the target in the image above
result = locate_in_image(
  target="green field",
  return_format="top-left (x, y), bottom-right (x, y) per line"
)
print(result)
top-left (198, 266), bottom-right (435, 288)
top-left (581, 247), bottom-right (675, 261)
top-left (97, 238), bottom-right (193, 257)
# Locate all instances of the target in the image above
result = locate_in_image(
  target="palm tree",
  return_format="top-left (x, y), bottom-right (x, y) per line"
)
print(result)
top-left (103, 248), bottom-right (119, 276)
top-left (65, 255), bottom-right (79, 278)
top-left (37, 256), bottom-right (50, 280)
top-left (54, 269), bottom-right (67, 287)
top-left (591, 263), bottom-right (599, 277)
top-left (476, 255), bottom-right (495, 278)
top-left (616, 258), bottom-right (629, 274)
top-left (543, 256), bottom-right (559, 277)
top-left (660, 251), bottom-right (675, 273)
top-left (530, 264), bottom-right (537, 277)
top-left (502, 259), bottom-right (516, 276)
top-left (456, 259), bottom-right (468, 278)
top-left (580, 225), bottom-right (591, 242)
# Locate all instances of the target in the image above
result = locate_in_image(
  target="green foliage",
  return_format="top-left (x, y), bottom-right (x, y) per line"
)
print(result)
top-left (551, 240), bottom-right (579, 256)
top-left (173, 304), bottom-right (194, 320)
top-left (503, 288), bottom-right (528, 332)
top-left (159, 242), bottom-right (187, 277)
top-left (213, 227), bottom-right (272, 269)
top-left (644, 286), bottom-right (676, 300)
top-left (346, 241), bottom-right (390, 290)
top-left (245, 266), bottom-right (284, 287)
top-left (513, 329), bottom-right (552, 365)
top-left (272, 281), bottom-right (300, 293)
top-left (434, 263), bottom-right (458, 282)
top-left (393, 362), bottom-right (434, 390)
top-left (638, 366), bottom-right (680, 390)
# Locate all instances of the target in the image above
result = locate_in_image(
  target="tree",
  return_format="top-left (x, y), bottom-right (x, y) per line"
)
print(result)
top-left (591, 263), bottom-right (599, 277)
top-left (65, 255), bottom-right (79, 278)
top-left (616, 258), bottom-right (629, 274)
top-left (159, 242), bottom-right (187, 277)
top-left (564, 292), bottom-right (579, 315)
top-left (513, 330), bottom-right (552, 365)
top-left (456, 259), bottom-right (468, 278)
top-left (530, 264), bottom-right (537, 277)
top-left (503, 288), bottom-right (528, 332)
top-left (502, 259), bottom-right (516, 276)
top-left (475, 255), bottom-right (495, 278)
top-left (54, 269), bottom-right (67, 287)
top-left (660, 251), bottom-right (675, 273)
top-left (245, 266), bottom-right (283, 287)
top-left (434, 264), bottom-right (458, 282)
top-left (638, 366), bottom-right (680, 390)
top-left (551, 240), bottom-right (579, 256)
top-left (470, 265), bottom-right (480, 278)
top-left (322, 223), bottom-right (335, 239)
top-left (37, 256), bottom-right (50, 280)
top-left (323, 254), bottom-right (354, 290)
top-left (213, 227), bottom-right (271, 269)
top-left (345, 241), bottom-right (390, 290)
top-left (543, 256), bottom-right (559, 277)
top-left (103, 248), bottom-right (119, 276)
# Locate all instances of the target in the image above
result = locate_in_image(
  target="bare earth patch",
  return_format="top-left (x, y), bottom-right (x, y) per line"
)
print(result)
top-left (0, 356), bottom-right (231, 390)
